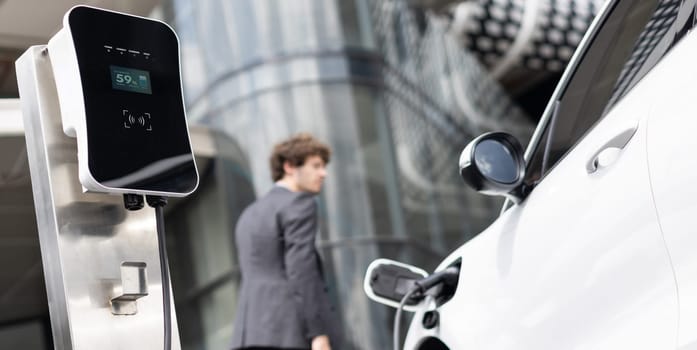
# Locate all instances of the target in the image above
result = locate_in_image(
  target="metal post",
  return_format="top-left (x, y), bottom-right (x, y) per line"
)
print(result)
top-left (16, 45), bottom-right (181, 350)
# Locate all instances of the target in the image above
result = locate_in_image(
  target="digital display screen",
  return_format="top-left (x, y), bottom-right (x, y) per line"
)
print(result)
top-left (109, 65), bottom-right (152, 94)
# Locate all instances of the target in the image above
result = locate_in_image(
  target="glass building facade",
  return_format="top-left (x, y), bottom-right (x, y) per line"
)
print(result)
top-left (161, 0), bottom-right (534, 349)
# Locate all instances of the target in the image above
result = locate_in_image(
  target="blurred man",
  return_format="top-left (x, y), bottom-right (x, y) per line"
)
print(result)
top-left (231, 133), bottom-right (340, 350)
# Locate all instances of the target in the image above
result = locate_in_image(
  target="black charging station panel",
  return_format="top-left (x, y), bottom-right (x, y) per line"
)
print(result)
top-left (68, 6), bottom-right (197, 194)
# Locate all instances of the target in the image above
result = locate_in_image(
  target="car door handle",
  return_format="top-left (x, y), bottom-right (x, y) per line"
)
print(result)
top-left (586, 121), bottom-right (639, 174)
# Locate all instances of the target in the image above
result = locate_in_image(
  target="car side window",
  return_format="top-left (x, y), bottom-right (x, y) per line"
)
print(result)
top-left (524, 0), bottom-right (696, 186)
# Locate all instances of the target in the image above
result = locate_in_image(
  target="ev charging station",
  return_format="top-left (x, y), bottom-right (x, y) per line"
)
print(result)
top-left (15, 5), bottom-right (198, 350)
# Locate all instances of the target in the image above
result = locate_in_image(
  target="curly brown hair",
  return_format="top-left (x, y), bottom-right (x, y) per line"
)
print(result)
top-left (270, 133), bottom-right (331, 181)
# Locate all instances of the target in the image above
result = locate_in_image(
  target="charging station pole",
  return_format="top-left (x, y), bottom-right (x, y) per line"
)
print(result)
top-left (16, 46), bottom-right (182, 350)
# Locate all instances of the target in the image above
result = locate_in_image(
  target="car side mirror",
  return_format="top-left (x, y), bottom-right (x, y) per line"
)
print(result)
top-left (363, 259), bottom-right (428, 312)
top-left (459, 132), bottom-right (528, 204)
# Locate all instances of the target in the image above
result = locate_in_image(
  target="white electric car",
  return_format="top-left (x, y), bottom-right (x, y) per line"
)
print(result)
top-left (365, 0), bottom-right (697, 349)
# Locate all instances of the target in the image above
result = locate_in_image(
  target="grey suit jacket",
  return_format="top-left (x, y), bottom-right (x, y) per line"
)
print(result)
top-left (230, 186), bottom-right (339, 349)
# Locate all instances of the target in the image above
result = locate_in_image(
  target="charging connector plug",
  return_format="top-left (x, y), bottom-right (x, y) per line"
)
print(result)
top-left (412, 266), bottom-right (460, 295)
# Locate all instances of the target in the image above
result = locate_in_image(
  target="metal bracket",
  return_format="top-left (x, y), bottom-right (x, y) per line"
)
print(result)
top-left (110, 262), bottom-right (148, 315)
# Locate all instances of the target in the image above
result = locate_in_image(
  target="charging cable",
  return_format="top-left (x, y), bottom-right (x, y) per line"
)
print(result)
top-left (123, 194), bottom-right (171, 350)
top-left (393, 266), bottom-right (460, 350)
top-left (147, 195), bottom-right (171, 350)
top-left (394, 286), bottom-right (420, 350)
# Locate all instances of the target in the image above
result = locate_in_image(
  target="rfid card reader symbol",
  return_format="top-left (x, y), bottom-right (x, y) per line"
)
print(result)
top-left (123, 109), bottom-right (152, 131)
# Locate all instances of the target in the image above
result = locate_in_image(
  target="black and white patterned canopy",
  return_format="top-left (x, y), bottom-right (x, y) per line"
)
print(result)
top-left (452, 0), bottom-right (605, 73)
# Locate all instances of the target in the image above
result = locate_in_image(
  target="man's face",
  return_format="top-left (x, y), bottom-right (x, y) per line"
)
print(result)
top-left (289, 155), bottom-right (327, 194)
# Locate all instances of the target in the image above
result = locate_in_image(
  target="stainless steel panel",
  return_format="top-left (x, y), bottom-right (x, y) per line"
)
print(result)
top-left (16, 46), bottom-right (181, 350)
